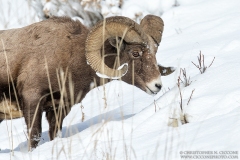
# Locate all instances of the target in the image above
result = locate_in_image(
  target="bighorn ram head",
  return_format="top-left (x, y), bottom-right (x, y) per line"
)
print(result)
top-left (86, 15), bottom-right (172, 94)
top-left (0, 15), bottom-right (174, 149)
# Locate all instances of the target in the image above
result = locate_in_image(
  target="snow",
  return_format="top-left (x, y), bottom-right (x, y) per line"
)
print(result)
top-left (1, 0), bottom-right (240, 159)
top-left (0, 0), bottom-right (40, 29)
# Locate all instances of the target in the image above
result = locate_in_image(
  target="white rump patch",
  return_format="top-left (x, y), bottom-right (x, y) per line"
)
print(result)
top-left (96, 63), bottom-right (128, 79)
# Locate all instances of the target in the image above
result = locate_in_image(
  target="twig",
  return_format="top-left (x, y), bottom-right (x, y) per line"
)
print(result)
top-left (187, 89), bottom-right (195, 105)
top-left (192, 51), bottom-right (215, 74)
top-left (191, 61), bottom-right (199, 68)
top-left (154, 100), bottom-right (158, 112)
top-left (208, 57), bottom-right (215, 68)
top-left (180, 68), bottom-right (192, 87)
top-left (23, 130), bottom-right (29, 141)
top-left (81, 104), bottom-right (85, 122)
top-left (177, 77), bottom-right (183, 111)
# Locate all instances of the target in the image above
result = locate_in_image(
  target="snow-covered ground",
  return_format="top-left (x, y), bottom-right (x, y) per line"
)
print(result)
top-left (1, 0), bottom-right (240, 159)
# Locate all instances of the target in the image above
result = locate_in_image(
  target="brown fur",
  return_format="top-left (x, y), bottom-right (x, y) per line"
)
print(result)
top-left (0, 17), bottom-right (93, 149)
top-left (0, 16), bottom-right (174, 149)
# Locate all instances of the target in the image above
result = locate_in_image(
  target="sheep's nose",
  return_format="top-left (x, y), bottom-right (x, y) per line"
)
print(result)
top-left (155, 83), bottom-right (162, 90)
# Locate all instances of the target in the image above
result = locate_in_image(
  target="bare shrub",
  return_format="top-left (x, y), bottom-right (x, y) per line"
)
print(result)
top-left (178, 68), bottom-right (192, 87)
top-left (192, 51), bottom-right (215, 74)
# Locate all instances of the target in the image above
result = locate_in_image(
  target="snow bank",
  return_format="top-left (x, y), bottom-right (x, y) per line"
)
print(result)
top-left (1, 0), bottom-right (240, 159)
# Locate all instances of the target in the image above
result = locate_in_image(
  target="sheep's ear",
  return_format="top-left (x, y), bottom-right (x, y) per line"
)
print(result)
top-left (158, 64), bottom-right (175, 76)
top-left (108, 37), bottom-right (125, 51)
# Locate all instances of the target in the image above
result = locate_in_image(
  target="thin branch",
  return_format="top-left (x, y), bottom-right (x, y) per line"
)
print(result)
top-left (177, 77), bottom-right (183, 111)
top-left (208, 57), bottom-right (215, 68)
top-left (187, 89), bottom-right (195, 105)
top-left (180, 68), bottom-right (192, 87)
top-left (154, 100), bottom-right (157, 112)
top-left (192, 51), bottom-right (215, 74)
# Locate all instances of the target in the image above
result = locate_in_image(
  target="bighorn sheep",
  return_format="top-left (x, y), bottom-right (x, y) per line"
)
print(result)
top-left (0, 15), bottom-right (174, 149)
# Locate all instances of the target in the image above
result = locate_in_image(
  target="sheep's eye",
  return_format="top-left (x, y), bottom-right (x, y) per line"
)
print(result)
top-left (132, 51), bottom-right (140, 58)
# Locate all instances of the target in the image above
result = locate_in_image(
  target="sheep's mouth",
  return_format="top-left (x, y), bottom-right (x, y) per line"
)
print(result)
top-left (134, 75), bottom-right (158, 95)
top-left (146, 86), bottom-right (158, 95)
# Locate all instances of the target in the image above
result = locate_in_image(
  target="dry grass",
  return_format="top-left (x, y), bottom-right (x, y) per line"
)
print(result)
top-left (176, 67), bottom-right (195, 124)
top-left (178, 68), bottom-right (192, 87)
top-left (192, 51), bottom-right (215, 74)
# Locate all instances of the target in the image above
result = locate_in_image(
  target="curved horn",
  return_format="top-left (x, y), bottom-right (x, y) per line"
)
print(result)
top-left (140, 15), bottom-right (164, 45)
top-left (85, 16), bottom-right (148, 79)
